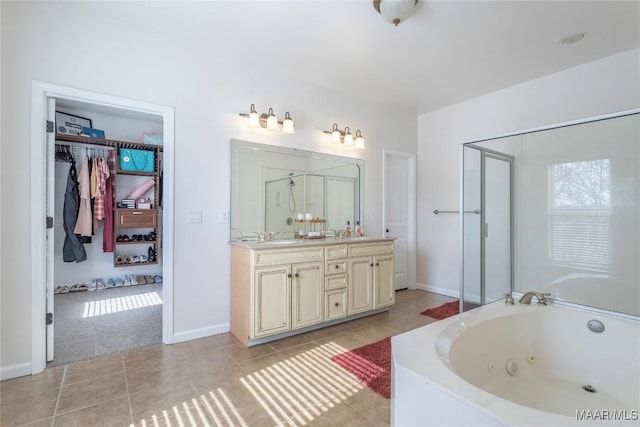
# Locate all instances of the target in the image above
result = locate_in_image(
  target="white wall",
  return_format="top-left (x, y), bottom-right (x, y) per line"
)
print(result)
top-left (0, 2), bottom-right (416, 377)
top-left (417, 48), bottom-right (640, 295)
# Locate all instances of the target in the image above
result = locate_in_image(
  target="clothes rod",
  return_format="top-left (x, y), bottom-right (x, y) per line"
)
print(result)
top-left (55, 140), bottom-right (115, 150)
top-left (433, 209), bottom-right (480, 215)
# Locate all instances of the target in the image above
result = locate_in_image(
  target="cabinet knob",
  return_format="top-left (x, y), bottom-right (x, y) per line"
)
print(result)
top-left (370, 263), bottom-right (374, 267)
top-left (294, 273), bottom-right (299, 278)
top-left (376, 262), bottom-right (380, 266)
top-left (335, 265), bottom-right (339, 269)
top-left (334, 302), bottom-right (339, 307)
top-left (287, 273), bottom-right (292, 278)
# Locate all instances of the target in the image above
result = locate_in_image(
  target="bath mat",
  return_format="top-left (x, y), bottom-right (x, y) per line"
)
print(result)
top-left (331, 337), bottom-right (391, 399)
top-left (419, 300), bottom-right (478, 320)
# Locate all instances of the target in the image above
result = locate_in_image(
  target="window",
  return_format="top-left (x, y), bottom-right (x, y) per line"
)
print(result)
top-left (550, 159), bottom-right (610, 271)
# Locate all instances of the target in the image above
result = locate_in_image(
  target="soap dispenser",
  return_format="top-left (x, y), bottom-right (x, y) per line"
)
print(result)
top-left (355, 221), bottom-right (362, 237)
top-left (345, 221), bottom-right (352, 237)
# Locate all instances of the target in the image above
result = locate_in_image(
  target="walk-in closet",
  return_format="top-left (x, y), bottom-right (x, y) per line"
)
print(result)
top-left (49, 102), bottom-right (164, 367)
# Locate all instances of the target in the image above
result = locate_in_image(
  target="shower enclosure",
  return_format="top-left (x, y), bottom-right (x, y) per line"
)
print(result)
top-left (264, 173), bottom-right (357, 238)
top-left (461, 111), bottom-right (640, 317)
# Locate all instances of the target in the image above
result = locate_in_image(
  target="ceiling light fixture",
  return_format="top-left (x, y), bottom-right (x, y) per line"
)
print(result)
top-left (239, 104), bottom-right (295, 134)
top-left (323, 124), bottom-right (365, 148)
top-left (373, 0), bottom-right (418, 26)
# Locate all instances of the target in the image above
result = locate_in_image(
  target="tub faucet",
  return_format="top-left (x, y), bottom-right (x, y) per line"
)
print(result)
top-left (519, 291), bottom-right (551, 305)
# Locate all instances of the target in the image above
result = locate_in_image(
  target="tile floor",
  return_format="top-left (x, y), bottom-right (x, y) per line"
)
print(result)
top-left (0, 290), bottom-right (455, 427)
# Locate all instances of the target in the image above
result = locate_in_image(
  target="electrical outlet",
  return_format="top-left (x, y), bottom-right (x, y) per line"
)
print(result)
top-left (220, 210), bottom-right (229, 223)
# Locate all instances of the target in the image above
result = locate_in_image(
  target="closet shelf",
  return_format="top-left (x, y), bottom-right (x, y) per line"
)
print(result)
top-left (115, 261), bottom-right (159, 268)
top-left (55, 133), bottom-right (163, 152)
top-left (115, 240), bottom-right (158, 246)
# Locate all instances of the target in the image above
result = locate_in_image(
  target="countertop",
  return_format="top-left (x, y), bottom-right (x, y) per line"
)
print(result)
top-left (228, 236), bottom-right (394, 249)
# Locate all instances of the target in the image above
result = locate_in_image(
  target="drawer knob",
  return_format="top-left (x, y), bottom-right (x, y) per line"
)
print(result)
top-left (334, 302), bottom-right (339, 307)
top-left (132, 211), bottom-right (142, 215)
top-left (335, 265), bottom-right (339, 269)
top-left (294, 273), bottom-right (299, 278)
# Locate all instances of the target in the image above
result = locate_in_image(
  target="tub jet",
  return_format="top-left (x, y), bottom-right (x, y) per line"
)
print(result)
top-left (582, 385), bottom-right (597, 393)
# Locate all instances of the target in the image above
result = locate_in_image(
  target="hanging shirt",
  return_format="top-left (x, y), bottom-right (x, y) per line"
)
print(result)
top-left (103, 174), bottom-right (114, 253)
top-left (93, 157), bottom-right (107, 229)
top-left (73, 159), bottom-right (93, 237)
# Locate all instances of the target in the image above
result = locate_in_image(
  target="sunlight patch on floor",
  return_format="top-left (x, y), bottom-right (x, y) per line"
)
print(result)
top-left (82, 291), bottom-right (162, 318)
top-left (239, 341), bottom-right (363, 426)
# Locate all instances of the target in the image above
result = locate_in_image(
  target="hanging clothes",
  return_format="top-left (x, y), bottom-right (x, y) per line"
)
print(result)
top-left (74, 158), bottom-right (93, 238)
top-left (62, 160), bottom-right (87, 262)
top-left (93, 157), bottom-right (107, 230)
top-left (103, 174), bottom-right (114, 253)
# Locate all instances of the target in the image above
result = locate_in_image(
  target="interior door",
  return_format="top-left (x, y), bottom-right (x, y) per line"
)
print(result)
top-left (384, 152), bottom-right (409, 290)
top-left (46, 97), bottom-right (56, 361)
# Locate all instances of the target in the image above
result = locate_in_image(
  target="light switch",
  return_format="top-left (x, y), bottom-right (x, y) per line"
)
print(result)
top-left (187, 210), bottom-right (202, 223)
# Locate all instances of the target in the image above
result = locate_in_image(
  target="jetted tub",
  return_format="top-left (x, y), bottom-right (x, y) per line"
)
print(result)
top-left (392, 300), bottom-right (639, 426)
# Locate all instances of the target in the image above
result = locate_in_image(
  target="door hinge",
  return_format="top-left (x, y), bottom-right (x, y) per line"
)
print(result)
top-left (46, 313), bottom-right (53, 325)
top-left (46, 120), bottom-right (54, 133)
top-left (46, 217), bottom-right (54, 229)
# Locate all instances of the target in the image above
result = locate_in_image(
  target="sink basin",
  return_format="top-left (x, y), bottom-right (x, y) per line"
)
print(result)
top-left (260, 240), bottom-right (301, 245)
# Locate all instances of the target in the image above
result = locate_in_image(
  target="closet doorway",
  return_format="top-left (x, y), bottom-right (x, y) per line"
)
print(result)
top-left (31, 81), bottom-right (175, 374)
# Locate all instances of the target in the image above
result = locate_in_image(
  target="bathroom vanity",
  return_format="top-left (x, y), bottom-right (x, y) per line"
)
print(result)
top-left (230, 237), bottom-right (395, 346)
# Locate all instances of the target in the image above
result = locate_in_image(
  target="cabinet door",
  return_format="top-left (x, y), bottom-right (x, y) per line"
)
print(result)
top-left (254, 265), bottom-right (291, 337)
top-left (374, 254), bottom-right (395, 309)
top-left (291, 262), bottom-right (324, 330)
top-left (325, 289), bottom-right (347, 321)
top-left (348, 256), bottom-right (373, 315)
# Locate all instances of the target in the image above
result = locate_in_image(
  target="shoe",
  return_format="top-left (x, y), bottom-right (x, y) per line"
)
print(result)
top-left (148, 246), bottom-right (156, 262)
top-left (145, 275), bottom-right (155, 284)
top-left (130, 275), bottom-right (139, 286)
top-left (125, 255), bottom-right (134, 264)
top-left (106, 278), bottom-right (116, 288)
top-left (114, 278), bottom-right (124, 287)
top-left (153, 275), bottom-right (162, 283)
top-left (88, 279), bottom-right (97, 291)
top-left (139, 254), bottom-right (148, 263)
top-left (96, 278), bottom-right (106, 290)
top-left (123, 275), bottom-right (132, 286)
top-left (137, 275), bottom-right (147, 285)
top-left (122, 234), bottom-right (130, 242)
top-left (115, 255), bottom-right (124, 265)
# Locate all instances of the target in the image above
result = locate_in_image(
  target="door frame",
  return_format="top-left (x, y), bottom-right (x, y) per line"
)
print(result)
top-left (30, 81), bottom-right (175, 374)
top-left (382, 149), bottom-right (417, 290)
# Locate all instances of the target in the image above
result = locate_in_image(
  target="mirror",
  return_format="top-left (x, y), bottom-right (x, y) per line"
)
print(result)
top-left (462, 111), bottom-right (639, 316)
top-left (230, 140), bottom-right (363, 241)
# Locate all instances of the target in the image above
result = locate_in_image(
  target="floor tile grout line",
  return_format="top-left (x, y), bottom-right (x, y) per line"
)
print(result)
top-left (121, 353), bottom-right (135, 426)
top-left (50, 364), bottom-right (67, 422)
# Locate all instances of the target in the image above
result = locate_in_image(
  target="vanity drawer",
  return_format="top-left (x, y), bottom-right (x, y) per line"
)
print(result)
top-left (116, 209), bottom-right (157, 228)
top-left (325, 259), bottom-right (347, 275)
top-left (325, 273), bottom-right (347, 290)
top-left (254, 247), bottom-right (323, 266)
top-left (348, 242), bottom-right (394, 257)
top-left (325, 244), bottom-right (348, 260)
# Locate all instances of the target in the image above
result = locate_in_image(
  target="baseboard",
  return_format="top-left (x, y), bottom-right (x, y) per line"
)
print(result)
top-left (415, 283), bottom-right (460, 299)
top-left (1, 362), bottom-right (32, 381)
top-left (172, 323), bottom-right (230, 344)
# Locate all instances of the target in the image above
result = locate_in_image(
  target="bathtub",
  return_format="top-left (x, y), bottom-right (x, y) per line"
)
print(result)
top-left (391, 300), bottom-right (639, 426)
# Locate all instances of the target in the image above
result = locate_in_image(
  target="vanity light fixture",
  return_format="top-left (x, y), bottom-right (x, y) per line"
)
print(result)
top-left (323, 123), bottom-right (365, 148)
top-left (373, 0), bottom-right (419, 26)
top-left (239, 104), bottom-right (295, 134)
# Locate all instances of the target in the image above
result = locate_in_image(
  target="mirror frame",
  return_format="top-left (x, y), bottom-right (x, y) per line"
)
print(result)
top-left (230, 139), bottom-right (364, 241)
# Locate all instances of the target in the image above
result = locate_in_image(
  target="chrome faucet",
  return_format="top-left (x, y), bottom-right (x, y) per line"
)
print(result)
top-left (519, 291), bottom-right (551, 305)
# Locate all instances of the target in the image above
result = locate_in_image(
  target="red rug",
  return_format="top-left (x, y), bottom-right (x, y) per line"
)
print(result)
top-left (331, 337), bottom-right (391, 399)
top-left (420, 300), bottom-right (479, 320)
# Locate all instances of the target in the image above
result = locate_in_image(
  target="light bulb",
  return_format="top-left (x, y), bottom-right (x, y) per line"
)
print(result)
top-left (248, 104), bottom-right (260, 128)
top-left (343, 127), bottom-right (353, 145)
top-left (330, 123), bottom-right (341, 143)
top-left (282, 112), bottom-right (295, 134)
top-left (355, 130), bottom-right (365, 148)
top-left (266, 107), bottom-right (278, 131)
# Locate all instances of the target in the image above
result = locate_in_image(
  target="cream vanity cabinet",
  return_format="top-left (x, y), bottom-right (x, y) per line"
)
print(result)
top-left (348, 241), bottom-right (395, 314)
top-left (231, 239), bottom-right (394, 346)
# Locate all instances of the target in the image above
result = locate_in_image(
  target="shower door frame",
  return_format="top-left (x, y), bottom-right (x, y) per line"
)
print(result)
top-left (461, 145), bottom-right (514, 309)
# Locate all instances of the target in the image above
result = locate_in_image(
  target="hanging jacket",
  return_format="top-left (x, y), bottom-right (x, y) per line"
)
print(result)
top-left (62, 161), bottom-right (87, 262)
top-left (74, 158), bottom-right (93, 238)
